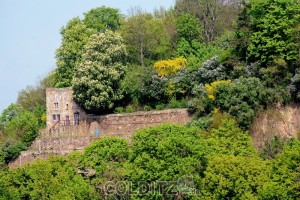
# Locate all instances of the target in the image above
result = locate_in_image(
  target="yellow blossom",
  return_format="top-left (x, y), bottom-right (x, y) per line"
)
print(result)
top-left (154, 57), bottom-right (187, 77)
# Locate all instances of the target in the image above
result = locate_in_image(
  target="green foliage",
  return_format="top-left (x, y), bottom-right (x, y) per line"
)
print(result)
top-left (114, 106), bottom-right (124, 114)
top-left (260, 139), bottom-right (300, 199)
top-left (175, 39), bottom-right (221, 70)
top-left (260, 136), bottom-right (286, 159)
top-left (0, 104), bottom-right (41, 163)
top-left (17, 86), bottom-right (44, 113)
top-left (189, 111), bottom-right (235, 132)
top-left (202, 155), bottom-right (269, 199)
top-left (1, 156), bottom-right (98, 200)
top-left (83, 137), bottom-right (128, 165)
top-left (175, 13), bottom-right (202, 43)
top-left (190, 77), bottom-right (288, 129)
top-left (18, 90), bottom-right (46, 127)
top-left (1, 120), bottom-right (300, 199)
top-left (166, 97), bottom-right (188, 109)
top-left (140, 75), bottom-right (169, 105)
top-left (55, 6), bottom-right (122, 88)
top-left (154, 98), bottom-right (188, 111)
top-left (231, 0), bottom-right (300, 93)
top-left (55, 17), bottom-right (96, 87)
top-left (289, 68), bottom-right (300, 101)
top-left (127, 124), bottom-right (209, 199)
top-left (83, 6), bottom-right (121, 32)
top-left (72, 31), bottom-right (126, 112)
top-left (17, 72), bottom-right (55, 124)
top-left (121, 65), bottom-right (151, 104)
top-left (233, 1), bottom-right (252, 61)
top-left (0, 142), bottom-right (26, 164)
top-left (188, 114), bottom-right (213, 130)
top-left (214, 77), bottom-right (266, 129)
top-left (121, 11), bottom-right (171, 66)
top-left (81, 137), bottom-right (128, 195)
top-left (2, 1), bottom-right (300, 199)
top-left (0, 104), bottom-right (39, 145)
top-left (207, 119), bottom-right (258, 157)
top-left (0, 72), bottom-right (55, 165)
top-left (125, 105), bottom-right (135, 113)
top-left (215, 78), bottom-right (290, 128)
top-left (247, 0), bottom-right (300, 65)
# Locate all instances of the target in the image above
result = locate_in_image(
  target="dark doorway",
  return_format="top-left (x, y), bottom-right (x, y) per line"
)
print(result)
top-left (74, 112), bottom-right (80, 125)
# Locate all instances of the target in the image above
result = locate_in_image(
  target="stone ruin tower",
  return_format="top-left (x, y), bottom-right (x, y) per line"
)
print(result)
top-left (46, 88), bottom-right (86, 129)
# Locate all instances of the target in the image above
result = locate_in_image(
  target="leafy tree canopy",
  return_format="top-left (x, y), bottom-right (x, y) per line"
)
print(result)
top-left (72, 31), bottom-right (127, 112)
top-left (202, 155), bottom-right (269, 199)
top-left (55, 17), bottom-right (96, 87)
top-left (235, 0), bottom-right (300, 66)
top-left (83, 6), bottom-right (122, 32)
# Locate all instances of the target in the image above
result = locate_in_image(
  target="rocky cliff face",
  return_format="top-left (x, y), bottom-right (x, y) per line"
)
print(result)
top-left (251, 105), bottom-right (300, 149)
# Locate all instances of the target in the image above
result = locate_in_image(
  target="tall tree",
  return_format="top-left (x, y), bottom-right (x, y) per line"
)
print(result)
top-left (72, 31), bottom-right (126, 112)
top-left (55, 18), bottom-right (96, 87)
top-left (175, 0), bottom-right (243, 42)
top-left (247, 0), bottom-right (300, 66)
top-left (83, 6), bottom-right (122, 32)
top-left (121, 9), bottom-right (171, 66)
top-left (154, 7), bottom-right (178, 51)
top-left (55, 7), bottom-right (121, 88)
top-left (175, 13), bottom-right (203, 43)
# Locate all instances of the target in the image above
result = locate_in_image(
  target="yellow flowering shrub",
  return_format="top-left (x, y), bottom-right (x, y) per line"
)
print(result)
top-left (205, 80), bottom-right (231, 100)
top-left (154, 57), bottom-right (187, 77)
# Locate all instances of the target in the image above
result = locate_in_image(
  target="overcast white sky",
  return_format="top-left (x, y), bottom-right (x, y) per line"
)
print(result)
top-left (0, 0), bottom-right (174, 113)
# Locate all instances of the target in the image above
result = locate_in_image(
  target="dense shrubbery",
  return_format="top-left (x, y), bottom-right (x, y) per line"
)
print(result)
top-left (189, 77), bottom-right (289, 129)
top-left (0, 104), bottom-right (41, 163)
top-left (0, 156), bottom-right (98, 199)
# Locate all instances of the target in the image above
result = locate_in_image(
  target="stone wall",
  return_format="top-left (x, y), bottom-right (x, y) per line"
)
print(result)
top-left (42, 108), bottom-right (192, 138)
top-left (9, 108), bottom-right (192, 168)
top-left (8, 136), bottom-right (99, 168)
top-left (88, 108), bottom-right (192, 136)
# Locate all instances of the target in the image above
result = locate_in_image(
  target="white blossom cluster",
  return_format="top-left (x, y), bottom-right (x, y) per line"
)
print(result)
top-left (72, 30), bottom-right (127, 111)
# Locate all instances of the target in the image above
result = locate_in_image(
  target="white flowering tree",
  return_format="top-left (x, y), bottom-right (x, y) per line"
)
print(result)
top-left (72, 31), bottom-right (126, 111)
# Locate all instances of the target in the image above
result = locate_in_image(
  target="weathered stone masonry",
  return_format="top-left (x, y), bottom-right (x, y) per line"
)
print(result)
top-left (9, 88), bottom-right (192, 168)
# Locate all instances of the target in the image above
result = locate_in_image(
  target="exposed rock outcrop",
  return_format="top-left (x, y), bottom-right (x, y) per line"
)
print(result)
top-left (251, 105), bottom-right (300, 149)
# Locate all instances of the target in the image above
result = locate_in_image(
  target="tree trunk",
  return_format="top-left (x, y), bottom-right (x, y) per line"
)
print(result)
top-left (139, 36), bottom-right (145, 67)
